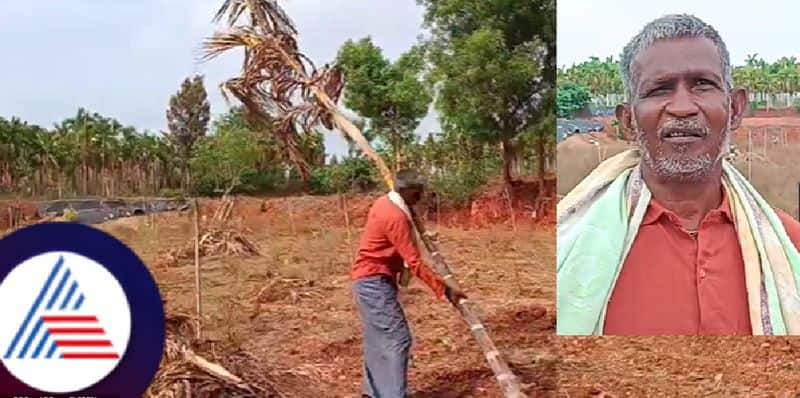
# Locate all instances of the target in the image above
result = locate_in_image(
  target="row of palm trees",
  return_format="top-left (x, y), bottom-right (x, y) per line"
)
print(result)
top-left (1, 109), bottom-right (179, 198)
top-left (558, 55), bottom-right (800, 107)
top-left (557, 56), bottom-right (622, 97)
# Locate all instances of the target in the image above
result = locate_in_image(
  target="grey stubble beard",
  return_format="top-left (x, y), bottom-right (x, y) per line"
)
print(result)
top-left (633, 103), bottom-right (732, 182)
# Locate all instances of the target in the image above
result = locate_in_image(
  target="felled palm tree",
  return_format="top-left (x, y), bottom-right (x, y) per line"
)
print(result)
top-left (203, 1), bottom-right (526, 396)
top-left (202, 0), bottom-right (390, 185)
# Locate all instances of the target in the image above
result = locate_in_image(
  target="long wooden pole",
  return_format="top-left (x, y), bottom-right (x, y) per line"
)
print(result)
top-left (193, 198), bottom-right (202, 340)
top-left (410, 212), bottom-right (526, 398)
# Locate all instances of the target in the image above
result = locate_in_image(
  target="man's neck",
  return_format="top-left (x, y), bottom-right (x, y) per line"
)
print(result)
top-left (642, 166), bottom-right (724, 231)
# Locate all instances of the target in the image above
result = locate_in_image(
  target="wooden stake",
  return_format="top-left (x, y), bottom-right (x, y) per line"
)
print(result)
top-left (748, 129), bottom-right (752, 180)
top-left (505, 186), bottom-right (517, 232)
top-left (287, 199), bottom-right (296, 236)
top-left (340, 193), bottom-right (354, 265)
top-left (193, 198), bottom-right (202, 341)
top-left (596, 143), bottom-right (602, 165)
top-left (436, 193), bottom-right (441, 233)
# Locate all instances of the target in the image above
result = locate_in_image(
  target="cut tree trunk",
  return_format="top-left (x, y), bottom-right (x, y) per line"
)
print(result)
top-left (537, 131), bottom-right (546, 184)
top-left (82, 160), bottom-right (88, 196)
top-left (501, 139), bottom-right (515, 189)
top-left (394, 133), bottom-right (401, 172)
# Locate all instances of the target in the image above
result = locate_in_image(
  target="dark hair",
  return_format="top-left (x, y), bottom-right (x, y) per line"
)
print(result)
top-left (620, 13), bottom-right (732, 100)
top-left (394, 169), bottom-right (426, 190)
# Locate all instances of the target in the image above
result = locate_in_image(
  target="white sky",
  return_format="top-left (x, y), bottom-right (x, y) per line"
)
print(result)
top-left (558, 0), bottom-right (800, 68)
top-left (0, 0), bottom-right (435, 157)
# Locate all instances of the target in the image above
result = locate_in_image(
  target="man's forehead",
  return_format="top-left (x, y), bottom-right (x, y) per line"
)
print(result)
top-left (632, 36), bottom-right (723, 82)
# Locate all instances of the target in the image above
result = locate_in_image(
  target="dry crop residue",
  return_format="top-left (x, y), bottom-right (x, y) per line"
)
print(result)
top-left (101, 192), bottom-right (556, 397)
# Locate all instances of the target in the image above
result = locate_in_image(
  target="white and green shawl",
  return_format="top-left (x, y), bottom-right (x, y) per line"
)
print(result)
top-left (556, 148), bottom-right (800, 335)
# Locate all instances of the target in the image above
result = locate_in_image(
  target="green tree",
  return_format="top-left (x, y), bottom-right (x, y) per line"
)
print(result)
top-left (190, 107), bottom-right (290, 195)
top-left (557, 56), bottom-right (622, 103)
top-left (335, 37), bottom-right (432, 171)
top-left (557, 81), bottom-right (591, 118)
top-left (420, 0), bottom-right (555, 187)
top-left (166, 75), bottom-right (211, 191)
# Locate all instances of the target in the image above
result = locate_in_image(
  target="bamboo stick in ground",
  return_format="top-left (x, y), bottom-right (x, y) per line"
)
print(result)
top-left (193, 198), bottom-right (202, 341)
top-left (287, 199), bottom-right (296, 236)
top-left (340, 193), bottom-right (354, 265)
top-left (505, 186), bottom-right (517, 232)
top-left (436, 193), bottom-right (441, 232)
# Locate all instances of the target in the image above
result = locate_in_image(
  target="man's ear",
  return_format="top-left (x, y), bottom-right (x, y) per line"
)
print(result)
top-left (616, 103), bottom-right (634, 140)
top-left (729, 88), bottom-right (748, 130)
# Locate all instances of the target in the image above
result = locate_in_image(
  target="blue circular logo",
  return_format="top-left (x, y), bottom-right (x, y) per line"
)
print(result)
top-left (0, 222), bottom-right (165, 397)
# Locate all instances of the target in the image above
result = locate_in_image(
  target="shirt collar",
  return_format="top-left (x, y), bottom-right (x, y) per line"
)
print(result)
top-left (642, 187), bottom-right (734, 226)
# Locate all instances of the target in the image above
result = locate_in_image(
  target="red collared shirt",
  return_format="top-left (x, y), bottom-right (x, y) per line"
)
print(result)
top-left (603, 194), bottom-right (800, 335)
top-left (351, 195), bottom-right (446, 299)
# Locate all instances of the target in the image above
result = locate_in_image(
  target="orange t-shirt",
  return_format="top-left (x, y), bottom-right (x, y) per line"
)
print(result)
top-left (603, 195), bottom-right (800, 336)
top-left (351, 195), bottom-right (446, 299)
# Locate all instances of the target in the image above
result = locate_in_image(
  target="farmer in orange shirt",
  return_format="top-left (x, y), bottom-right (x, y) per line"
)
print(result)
top-left (351, 169), bottom-right (466, 398)
top-left (557, 14), bottom-right (800, 336)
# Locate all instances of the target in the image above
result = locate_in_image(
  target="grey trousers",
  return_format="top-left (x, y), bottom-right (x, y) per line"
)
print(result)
top-left (353, 275), bottom-right (412, 398)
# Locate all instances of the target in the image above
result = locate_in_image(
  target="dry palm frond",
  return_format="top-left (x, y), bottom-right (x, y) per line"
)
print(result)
top-left (249, 277), bottom-right (321, 319)
top-left (203, 35), bottom-right (315, 178)
top-left (144, 316), bottom-right (283, 398)
top-left (156, 228), bottom-right (261, 268)
top-left (202, 1), bottom-right (354, 183)
top-left (213, 0), bottom-right (296, 35)
top-left (158, 197), bottom-right (260, 268)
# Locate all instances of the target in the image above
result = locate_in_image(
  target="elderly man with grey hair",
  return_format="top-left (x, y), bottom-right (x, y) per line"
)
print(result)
top-left (557, 14), bottom-right (800, 336)
top-left (351, 168), bottom-right (466, 397)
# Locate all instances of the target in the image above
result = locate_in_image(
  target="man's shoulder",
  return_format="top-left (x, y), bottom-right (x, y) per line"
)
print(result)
top-left (369, 195), bottom-right (406, 222)
top-left (775, 208), bottom-right (800, 249)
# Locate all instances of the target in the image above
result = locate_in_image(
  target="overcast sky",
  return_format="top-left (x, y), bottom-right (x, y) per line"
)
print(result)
top-left (558, 0), bottom-right (800, 68)
top-left (0, 0), bottom-right (438, 156)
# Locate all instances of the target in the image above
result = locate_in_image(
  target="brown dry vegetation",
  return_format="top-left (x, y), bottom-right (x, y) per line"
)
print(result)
top-left (98, 193), bottom-right (556, 397)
